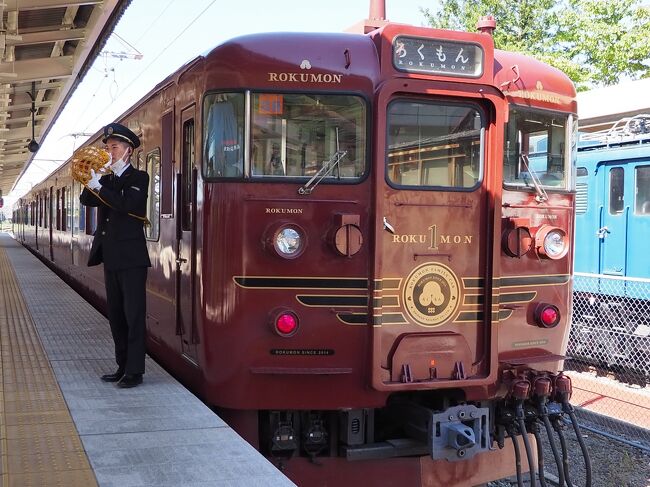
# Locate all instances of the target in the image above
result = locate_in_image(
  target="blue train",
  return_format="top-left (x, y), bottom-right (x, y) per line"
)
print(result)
top-left (569, 115), bottom-right (650, 378)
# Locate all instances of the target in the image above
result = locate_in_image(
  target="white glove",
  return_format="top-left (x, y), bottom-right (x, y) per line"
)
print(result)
top-left (87, 169), bottom-right (102, 190)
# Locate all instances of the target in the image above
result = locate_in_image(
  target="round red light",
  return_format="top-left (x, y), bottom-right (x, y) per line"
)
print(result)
top-left (535, 303), bottom-right (560, 328)
top-left (541, 307), bottom-right (558, 325)
top-left (276, 313), bottom-right (298, 335)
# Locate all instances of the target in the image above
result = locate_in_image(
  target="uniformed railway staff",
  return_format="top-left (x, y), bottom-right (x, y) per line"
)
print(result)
top-left (80, 122), bottom-right (151, 388)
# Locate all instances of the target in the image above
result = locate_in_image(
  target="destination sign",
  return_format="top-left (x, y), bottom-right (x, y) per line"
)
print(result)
top-left (392, 36), bottom-right (484, 78)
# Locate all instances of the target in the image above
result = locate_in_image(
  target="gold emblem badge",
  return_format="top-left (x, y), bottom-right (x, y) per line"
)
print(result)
top-left (403, 263), bottom-right (460, 326)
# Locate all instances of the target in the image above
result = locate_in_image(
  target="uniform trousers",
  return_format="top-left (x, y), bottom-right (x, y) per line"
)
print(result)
top-left (103, 266), bottom-right (148, 375)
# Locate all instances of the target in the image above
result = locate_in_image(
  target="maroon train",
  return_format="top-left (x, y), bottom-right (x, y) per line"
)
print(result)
top-left (13, 11), bottom-right (591, 487)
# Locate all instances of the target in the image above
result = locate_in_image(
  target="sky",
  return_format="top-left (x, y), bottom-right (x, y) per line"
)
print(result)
top-left (3, 0), bottom-right (428, 211)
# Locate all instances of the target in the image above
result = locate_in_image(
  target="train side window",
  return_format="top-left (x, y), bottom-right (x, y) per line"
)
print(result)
top-left (67, 185), bottom-right (73, 235)
top-left (203, 93), bottom-right (244, 178)
top-left (145, 148), bottom-right (161, 240)
top-left (635, 165), bottom-right (650, 215)
top-left (386, 100), bottom-right (483, 189)
top-left (56, 189), bottom-right (60, 230)
top-left (71, 182), bottom-right (85, 235)
top-left (43, 195), bottom-right (46, 228)
top-left (182, 118), bottom-right (194, 231)
top-left (78, 205), bottom-right (85, 233)
top-left (609, 167), bottom-right (624, 215)
top-left (61, 188), bottom-right (66, 231)
top-left (86, 207), bottom-right (95, 235)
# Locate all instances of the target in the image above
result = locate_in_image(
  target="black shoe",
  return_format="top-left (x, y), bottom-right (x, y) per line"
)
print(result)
top-left (117, 374), bottom-right (143, 388)
top-left (101, 370), bottom-right (124, 382)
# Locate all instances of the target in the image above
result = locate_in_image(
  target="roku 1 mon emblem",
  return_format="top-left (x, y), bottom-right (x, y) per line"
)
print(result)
top-left (391, 225), bottom-right (473, 249)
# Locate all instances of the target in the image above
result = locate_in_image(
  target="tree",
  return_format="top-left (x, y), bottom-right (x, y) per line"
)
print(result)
top-left (421, 0), bottom-right (650, 90)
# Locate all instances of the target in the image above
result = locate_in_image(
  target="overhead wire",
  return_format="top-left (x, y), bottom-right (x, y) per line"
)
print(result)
top-left (132, 0), bottom-right (175, 46)
top-left (82, 0), bottom-right (218, 133)
top-left (113, 32), bottom-right (143, 57)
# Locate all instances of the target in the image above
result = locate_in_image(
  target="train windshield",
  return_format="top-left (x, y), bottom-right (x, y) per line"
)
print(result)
top-left (202, 92), bottom-right (366, 181)
top-left (386, 100), bottom-right (483, 189)
top-left (503, 108), bottom-right (573, 190)
top-left (250, 93), bottom-right (366, 179)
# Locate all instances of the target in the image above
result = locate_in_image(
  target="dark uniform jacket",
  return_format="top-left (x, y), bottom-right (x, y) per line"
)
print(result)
top-left (80, 165), bottom-right (152, 270)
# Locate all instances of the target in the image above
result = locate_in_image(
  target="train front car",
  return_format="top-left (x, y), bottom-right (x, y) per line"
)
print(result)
top-left (197, 22), bottom-right (586, 487)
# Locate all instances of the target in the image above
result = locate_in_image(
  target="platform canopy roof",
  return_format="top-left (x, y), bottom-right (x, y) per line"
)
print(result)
top-left (0, 0), bottom-right (130, 201)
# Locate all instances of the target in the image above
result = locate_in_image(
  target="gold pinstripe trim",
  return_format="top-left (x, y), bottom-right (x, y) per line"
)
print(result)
top-left (336, 313), bottom-right (369, 325)
top-left (375, 295), bottom-right (400, 308)
top-left (499, 291), bottom-right (537, 304)
top-left (233, 275), bottom-right (368, 290)
top-left (374, 278), bottom-right (402, 291)
top-left (295, 294), bottom-right (368, 308)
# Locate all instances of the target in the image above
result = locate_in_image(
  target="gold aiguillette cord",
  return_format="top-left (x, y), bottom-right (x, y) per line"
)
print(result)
top-left (86, 186), bottom-right (151, 226)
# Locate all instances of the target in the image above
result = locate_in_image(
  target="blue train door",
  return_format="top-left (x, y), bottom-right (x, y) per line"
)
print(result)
top-left (599, 164), bottom-right (628, 276)
top-left (631, 164), bottom-right (650, 279)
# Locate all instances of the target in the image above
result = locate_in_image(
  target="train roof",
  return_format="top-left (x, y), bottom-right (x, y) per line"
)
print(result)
top-left (578, 114), bottom-right (650, 151)
top-left (94, 27), bottom-right (578, 139)
top-left (493, 49), bottom-right (577, 114)
top-left (202, 27), bottom-right (576, 112)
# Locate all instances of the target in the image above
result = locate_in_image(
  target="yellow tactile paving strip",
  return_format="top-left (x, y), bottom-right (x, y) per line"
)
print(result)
top-left (0, 247), bottom-right (98, 487)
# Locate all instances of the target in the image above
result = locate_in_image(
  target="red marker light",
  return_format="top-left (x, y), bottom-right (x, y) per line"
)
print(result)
top-left (274, 311), bottom-right (299, 336)
top-left (535, 303), bottom-right (561, 328)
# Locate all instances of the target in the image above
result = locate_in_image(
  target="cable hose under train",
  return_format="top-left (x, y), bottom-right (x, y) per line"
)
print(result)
top-left (554, 419), bottom-right (574, 487)
top-left (532, 426), bottom-right (549, 487)
top-left (508, 427), bottom-right (525, 487)
top-left (542, 415), bottom-right (566, 486)
top-left (566, 406), bottom-right (593, 487)
top-left (517, 415), bottom-right (537, 487)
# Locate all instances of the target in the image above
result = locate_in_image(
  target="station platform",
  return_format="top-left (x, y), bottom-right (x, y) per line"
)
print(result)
top-left (0, 232), bottom-right (294, 487)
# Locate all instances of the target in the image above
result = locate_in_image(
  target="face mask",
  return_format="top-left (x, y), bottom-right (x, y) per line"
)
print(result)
top-left (109, 147), bottom-right (130, 174)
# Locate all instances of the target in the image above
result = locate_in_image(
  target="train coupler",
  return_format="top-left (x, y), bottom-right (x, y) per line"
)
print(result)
top-left (430, 404), bottom-right (490, 461)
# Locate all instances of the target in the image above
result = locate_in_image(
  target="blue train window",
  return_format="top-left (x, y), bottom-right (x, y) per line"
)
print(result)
top-left (609, 167), bottom-right (624, 214)
top-left (635, 165), bottom-right (650, 215)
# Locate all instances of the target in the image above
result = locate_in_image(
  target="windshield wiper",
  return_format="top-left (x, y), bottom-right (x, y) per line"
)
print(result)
top-left (298, 150), bottom-right (347, 195)
top-left (298, 127), bottom-right (347, 195)
top-left (520, 154), bottom-right (548, 203)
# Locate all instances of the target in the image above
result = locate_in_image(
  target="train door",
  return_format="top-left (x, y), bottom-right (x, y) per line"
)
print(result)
top-left (630, 164), bottom-right (650, 280)
top-left (176, 106), bottom-right (199, 364)
top-left (598, 163), bottom-right (628, 277)
top-left (372, 90), bottom-right (492, 390)
top-left (48, 187), bottom-right (54, 261)
top-left (35, 194), bottom-right (39, 250)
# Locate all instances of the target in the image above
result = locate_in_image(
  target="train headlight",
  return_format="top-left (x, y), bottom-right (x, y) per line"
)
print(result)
top-left (534, 225), bottom-right (569, 260)
top-left (274, 226), bottom-right (304, 258)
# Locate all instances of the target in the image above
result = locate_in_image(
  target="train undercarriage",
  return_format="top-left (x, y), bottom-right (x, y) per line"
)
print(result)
top-left (255, 371), bottom-right (592, 486)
